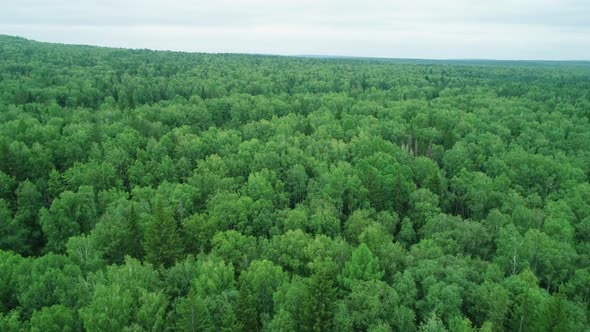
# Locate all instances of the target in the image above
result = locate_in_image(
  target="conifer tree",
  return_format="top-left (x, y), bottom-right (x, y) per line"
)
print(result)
top-left (304, 270), bottom-right (336, 332)
top-left (175, 295), bottom-right (214, 332)
top-left (543, 287), bottom-right (570, 332)
top-left (126, 203), bottom-right (143, 259)
top-left (143, 199), bottom-right (183, 268)
top-left (398, 217), bottom-right (416, 247)
top-left (237, 291), bottom-right (258, 332)
top-left (340, 243), bottom-right (384, 289)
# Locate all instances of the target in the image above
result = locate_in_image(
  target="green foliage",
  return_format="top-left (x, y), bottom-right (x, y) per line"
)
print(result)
top-left (175, 294), bottom-right (214, 332)
top-left (143, 199), bottom-right (183, 268)
top-left (176, 259), bottom-right (239, 331)
top-left (30, 305), bottom-right (77, 332)
top-left (80, 283), bottom-right (134, 331)
top-left (81, 257), bottom-right (167, 331)
top-left (15, 253), bottom-right (86, 317)
top-left (305, 271), bottom-right (337, 331)
top-left (1, 35), bottom-right (590, 330)
top-left (40, 186), bottom-right (97, 253)
top-left (334, 280), bottom-right (399, 331)
top-left (12, 180), bottom-right (44, 255)
top-left (0, 199), bottom-right (28, 253)
top-left (341, 243), bottom-right (384, 288)
top-left (0, 251), bottom-right (23, 313)
top-left (66, 235), bottom-right (104, 272)
top-left (238, 260), bottom-right (288, 330)
top-left (211, 230), bottom-right (258, 274)
top-left (418, 312), bottom-right (447, 332)
top-left (0, 311), bottom-right (25, 332)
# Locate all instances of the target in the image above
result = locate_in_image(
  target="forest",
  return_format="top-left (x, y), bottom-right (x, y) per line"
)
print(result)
top-left (1, 35), bottom-right (590, 331)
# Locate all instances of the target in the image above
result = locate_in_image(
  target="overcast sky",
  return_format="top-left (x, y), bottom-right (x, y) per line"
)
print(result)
top-left (1, 0), bottom-right (589, 60)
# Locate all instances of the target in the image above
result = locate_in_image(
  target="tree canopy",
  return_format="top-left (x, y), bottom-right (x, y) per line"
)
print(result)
top-left (1, 35), bottom-right (590, 331)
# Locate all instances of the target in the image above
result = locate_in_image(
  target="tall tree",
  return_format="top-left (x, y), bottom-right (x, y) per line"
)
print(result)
top-left (143, 199), bottom-right (183, 268)
top-left (304, 270), bottom-right (337, 332)
top-left (126, 203), bottom-right (143, 259)
top-left (340, 243), bottom-right (384, 289)
top-left (238, 260), bottom-right (287, 331)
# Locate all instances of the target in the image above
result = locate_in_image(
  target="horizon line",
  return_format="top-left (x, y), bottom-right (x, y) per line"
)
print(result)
top-left (3, 34), bottom-right (590, 63)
